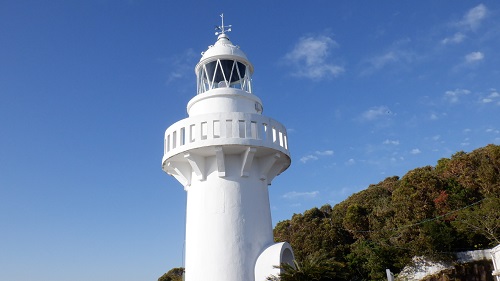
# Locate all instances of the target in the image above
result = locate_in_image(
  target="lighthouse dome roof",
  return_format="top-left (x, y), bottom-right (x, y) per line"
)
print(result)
top-left (198, 34), bottom-right (253, 73)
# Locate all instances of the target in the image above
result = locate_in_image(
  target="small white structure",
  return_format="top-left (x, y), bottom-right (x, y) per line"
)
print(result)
top-left (397, 249), bottom-right (493, 281)
top-left (492, 244), bottom-right (500, 281)
top-left (162, 16), bottom-right (294, 281)
top-left (386, 269), bottom-right (394, 281)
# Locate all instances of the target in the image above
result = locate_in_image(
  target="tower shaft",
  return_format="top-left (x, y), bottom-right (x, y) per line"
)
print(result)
top-left (184, 153), bottom-right (274, 281)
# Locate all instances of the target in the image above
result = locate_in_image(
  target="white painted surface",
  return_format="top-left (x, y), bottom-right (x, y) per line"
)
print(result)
top-left (456, 249), bottom-right (491, 262)
top-left (184, 154), bottom-right (274, 281)
top-left (197, 34), bottom-right (253, 73)
top-left (397, 249), bottom-right (493, 281)
top-left (492, 244), bottom-right (500, 280)
top-left (386, 269), bottom-right (394, 281)
top-left (162, 32), bottom-right (293, 281)
top-left (255, 242), bottom-right (295, 281)
top-left (187, 88), bottom-right (263, 116)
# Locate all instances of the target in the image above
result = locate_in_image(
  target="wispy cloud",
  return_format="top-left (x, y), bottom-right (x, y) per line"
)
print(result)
top-left (410, 148), bottom-right (421, 155)
top-left (164, 48), bottom-right (197, 83)
top-left (360, 38), bottom-right (416, 75)
top-left (464, 51), bottom-right (484, 63)
top-left (315, 150), bottom-right (334, 156)
top-left (300, 150), bottom-right (334, 163)
top-left (461, 138), bottom-right (471, 146)
top-left (359, 106), bottom-right (393, 121)
top-left (481, 90), bottom-right (499, 104)
top-left (362, 49), bottom-right (416, 75)
top-left (444, 88), bottom-right (470, 103)
top-left (383, 139), bottom-right (400, 145)
top-left (459, 4), bottom-right (488, 30)
top-left (441, 32), bottom-right (466, 45)
top-left (284, 35), bottom-right (344, 80)
top-left (300, 155), bottom-right (318, 163)
top-left (441, 4), bottom-right (488, 44)
top-left (452, 51), bottom-right (485, 70)
top-left (486, 128), bottom-right (500, 134)
top-left (282, 191), bottom-right (319, 199)
top-left (372, 50), bottom-right (413, 68)
top-left (345, 158), bottom-right (356, 166)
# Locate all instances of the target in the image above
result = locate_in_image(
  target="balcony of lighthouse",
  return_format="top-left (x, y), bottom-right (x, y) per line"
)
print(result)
top-left (162, 112), bottom-right (290, 179)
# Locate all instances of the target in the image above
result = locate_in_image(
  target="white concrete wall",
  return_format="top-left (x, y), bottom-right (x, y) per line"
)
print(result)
top-left (183, 154), bottom-right (275, 281)
top-left (163, 31), bottom-right (293, 281)
top-left (187, 88), bottom-right (262, 116)
top-left (255, 242), bottom-right (295, 281)
top-left (492, 244), bottom-right (500, 281)
top-left (397, 249), bottom-right (493, 281)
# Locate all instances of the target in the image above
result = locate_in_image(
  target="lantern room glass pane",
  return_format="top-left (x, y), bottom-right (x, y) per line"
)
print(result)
top-left (197, 59), bottom-right (251, 94)
top-left (205, 59), bottom-right (246, 84)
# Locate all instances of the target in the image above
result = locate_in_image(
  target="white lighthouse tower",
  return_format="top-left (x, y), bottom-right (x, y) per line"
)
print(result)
top-left (162, 16), bottom-right (294, 281)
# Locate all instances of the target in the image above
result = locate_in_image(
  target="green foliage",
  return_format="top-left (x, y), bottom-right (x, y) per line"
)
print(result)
top-left (158, 267), bottom-right (183, 281)
top-left (268, 255), bottom-right (347, 281)
top-left (272, 144), bottom-right (500, 281)
top-left (160, 145), bottom-right (499, 280)
top-left (452, 196), bottom-right (500, 247)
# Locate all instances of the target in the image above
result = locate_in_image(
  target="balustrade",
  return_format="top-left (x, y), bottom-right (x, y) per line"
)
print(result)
top-left (164, 113), bottom-right (288, 159)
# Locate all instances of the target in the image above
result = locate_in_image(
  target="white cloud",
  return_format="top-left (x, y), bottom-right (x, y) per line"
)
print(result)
top-left (362, 49), bottom-right (415, 74)
top-left (284, 35), bottom-right (344, 80)
top-left (360, 106), bottom-right (393, 121)
top-left (410, 148), bottom-right (421, 155)
top-left (315, 150), bottom-right (334, 156)
top-left (383, 139), bottom-right (400, 145)
top-left (369, 51), bottom-right (399, 68)
top-left (463, 128), bottom-right (472, 133)
top-left (460, 4), bottom-right (487, 30)
top-left (282, 191), bottom-right (319, 199)
top-left (345, 159), bottom-right (356, 165)
top-left (444, 88), bottom-right (470, 103)
top-left (465, 51), bottom-right (484, 63)
top-left (441, 5), bottom-right (487, 46)
top-left (430, 113), bottom-right (439, 120)
top-left (481, 91), bottom-right (500, 104)
top-left (441, 32), bottom-right (466, 44)
top-left (432, 135), bottom-right (441, 141)
top-left (300, 155), bottom-right (318, 163)
top-left (300, 150), bottom-right (334, 163)
top-left (486, 128), bottom-right (500, 134)
top-left (165, 48), bottom-right (197, 83)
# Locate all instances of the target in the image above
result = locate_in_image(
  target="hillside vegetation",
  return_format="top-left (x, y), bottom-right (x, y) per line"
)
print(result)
top-left (273, 144), bottom-right (500, 280)
top-left (158, 144), bottom-right (500, 280)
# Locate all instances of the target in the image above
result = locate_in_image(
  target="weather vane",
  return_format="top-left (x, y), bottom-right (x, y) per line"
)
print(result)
top-left (215, 13), bottom-right (232, 36)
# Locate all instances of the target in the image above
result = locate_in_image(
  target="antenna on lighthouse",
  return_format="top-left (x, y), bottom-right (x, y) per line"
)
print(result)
top-left (215, 13), bottom-right (232, 36)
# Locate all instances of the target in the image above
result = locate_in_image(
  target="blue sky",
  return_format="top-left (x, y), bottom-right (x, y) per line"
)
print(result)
top-left (1, 1), bottom-right (499, 280)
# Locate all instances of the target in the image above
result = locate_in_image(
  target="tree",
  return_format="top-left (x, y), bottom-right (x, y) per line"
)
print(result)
top-left (453, 196), bottom-right (500, 247)
top-left (158, 267), bottom-right (184, 281)
top-left (267, 255), bottom-right (347, 281)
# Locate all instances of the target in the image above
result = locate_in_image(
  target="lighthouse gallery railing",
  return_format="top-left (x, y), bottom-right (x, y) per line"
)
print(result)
top-left (164, 112), bottom-right (289, 160)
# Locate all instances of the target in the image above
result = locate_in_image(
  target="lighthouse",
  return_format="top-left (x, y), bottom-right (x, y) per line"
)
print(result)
top-left (162, 16), bottom-right (294, 281)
